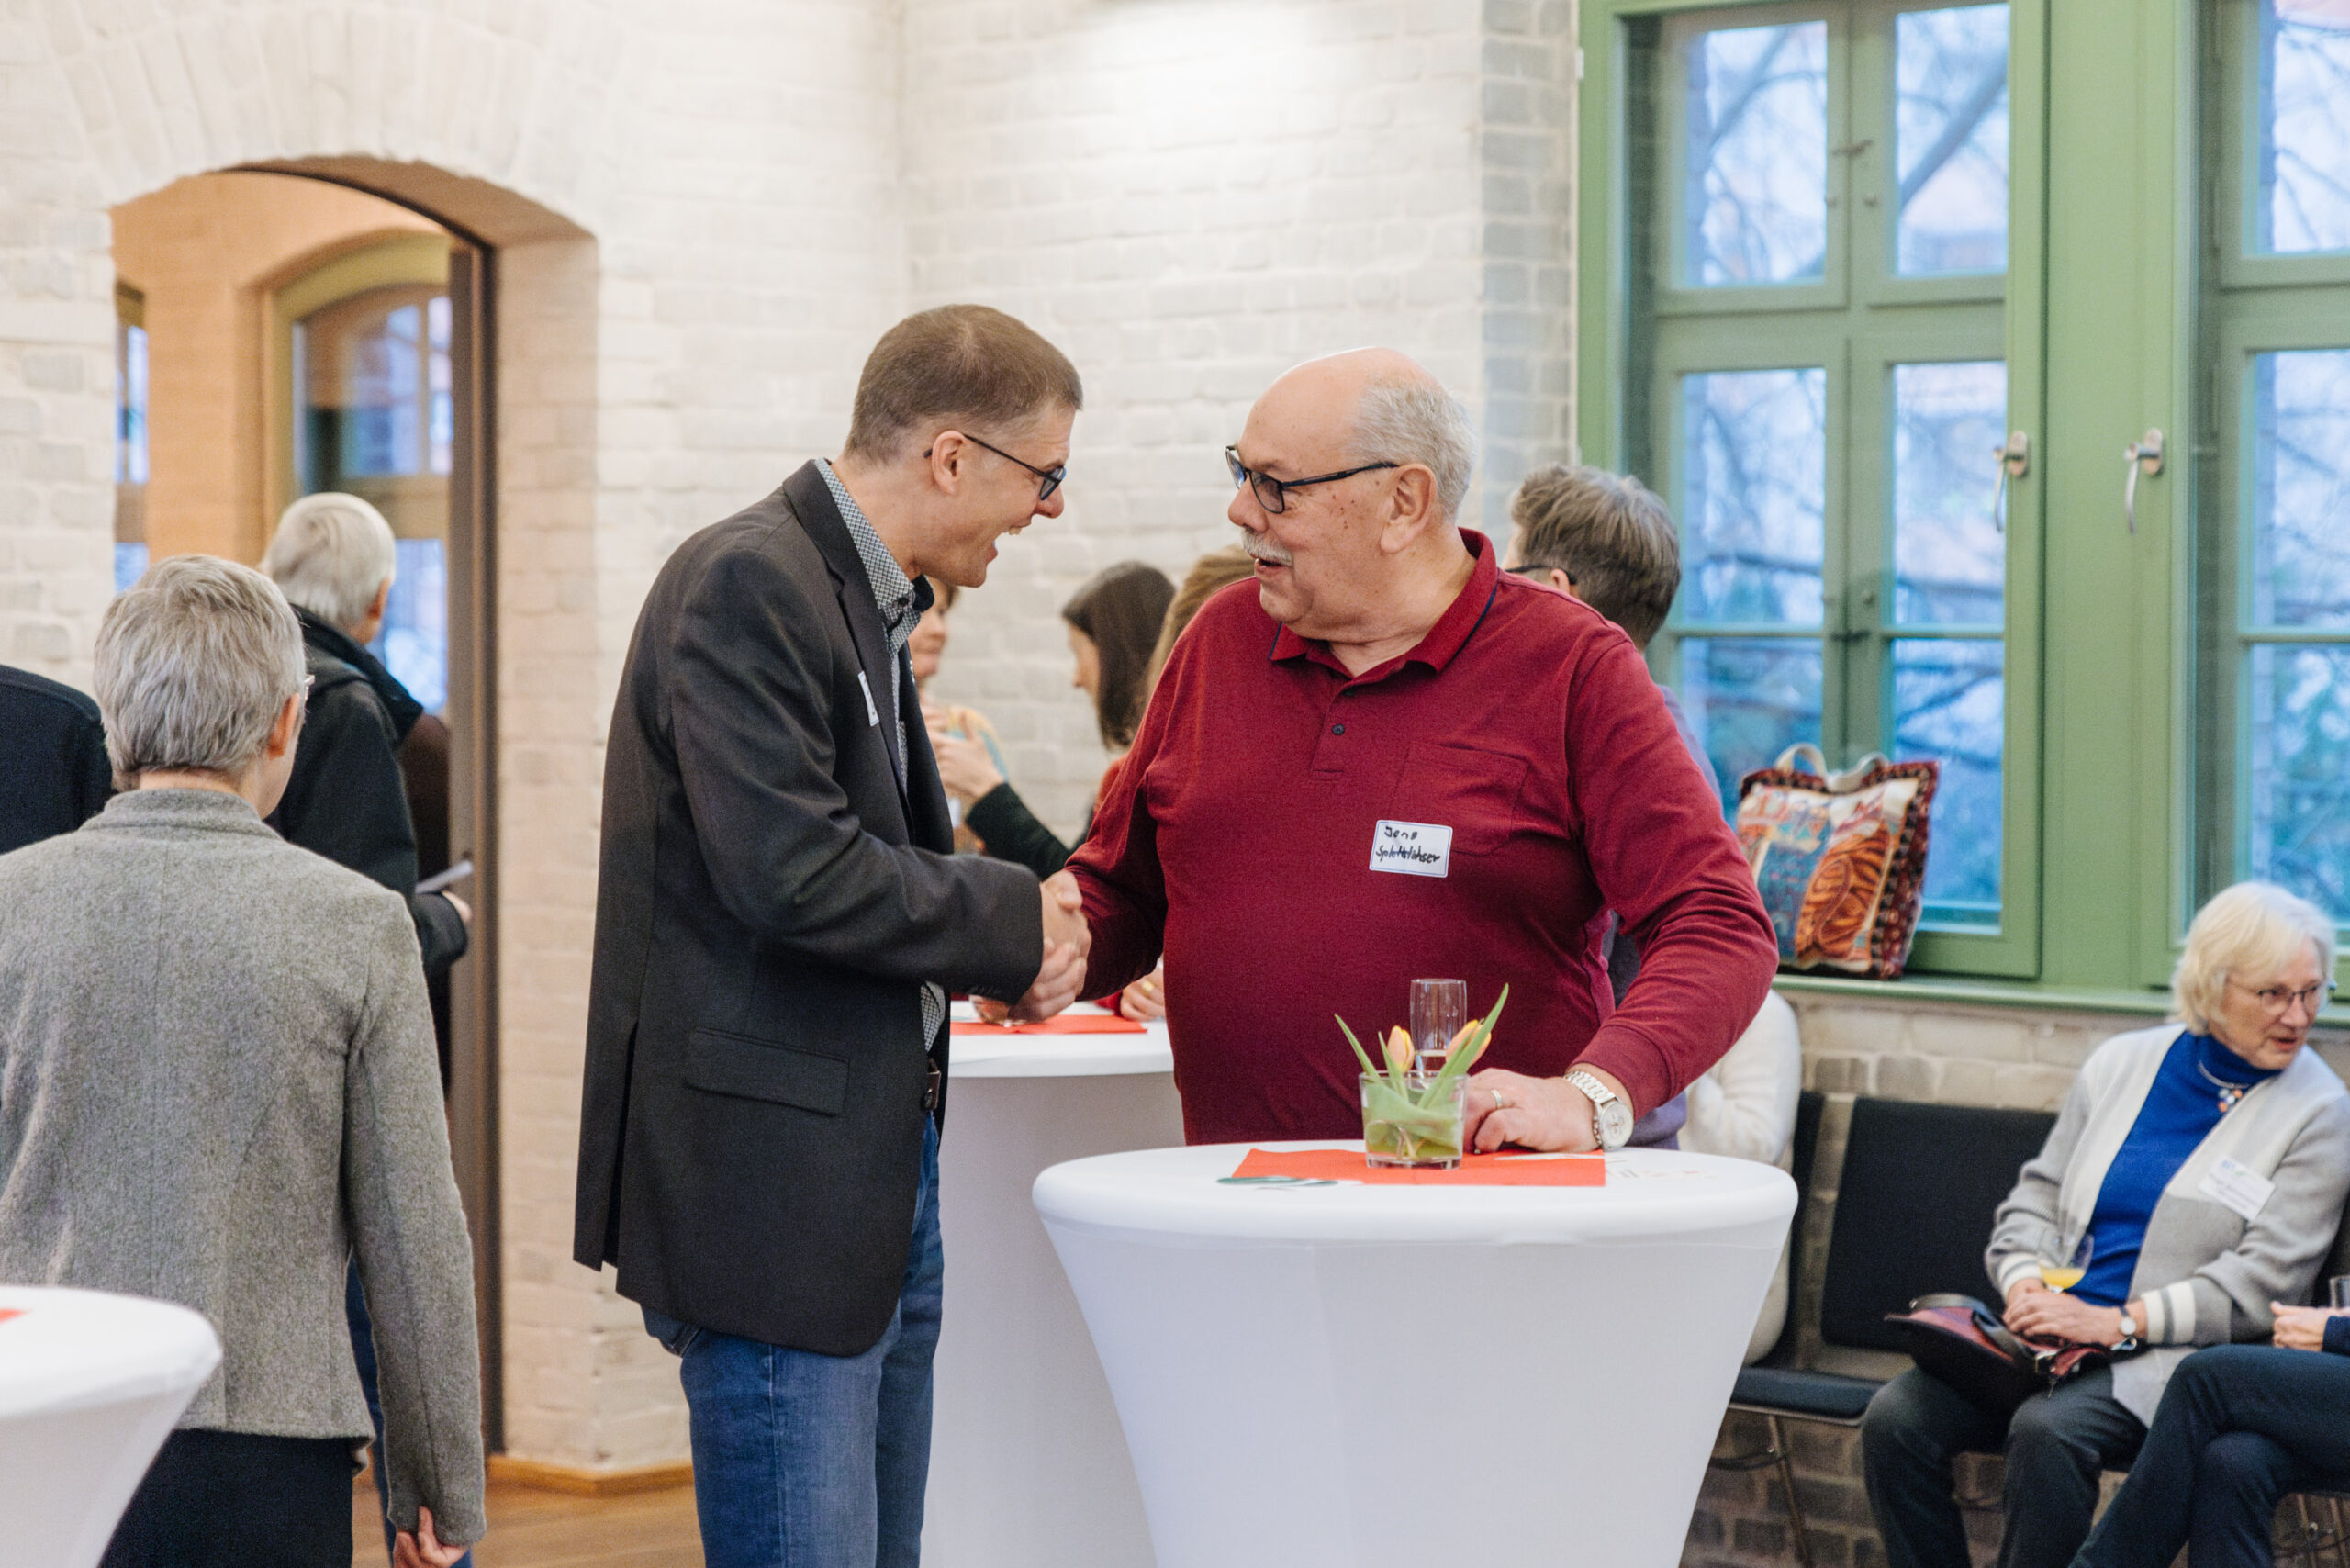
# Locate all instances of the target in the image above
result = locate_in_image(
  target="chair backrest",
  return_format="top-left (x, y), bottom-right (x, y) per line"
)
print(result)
top-left (1754, 1089), bottom-right (1827, 1367)
top-left (2313, 1201), bottom-right (2350, 1305)
top-left (1818, 1096), bottom-right (2059, 1354)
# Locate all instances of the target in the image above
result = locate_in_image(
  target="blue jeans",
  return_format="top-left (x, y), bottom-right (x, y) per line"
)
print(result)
top-left (647, 1117), bottom-right (944, 1568)
top-left (346, 1261), bottom-right (474, 1568)
top-left (2073, 1344), bottom-right (2350, 1568)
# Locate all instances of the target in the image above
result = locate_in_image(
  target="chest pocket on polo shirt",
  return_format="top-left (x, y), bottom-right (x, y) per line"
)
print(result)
top-left (1389, 742), bottom-right (1530, 857)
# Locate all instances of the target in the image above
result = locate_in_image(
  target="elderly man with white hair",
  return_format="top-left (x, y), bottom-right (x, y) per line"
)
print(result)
top-left (1064, 348), bottom-right (1778, 1152)
top-left (261, 492), bottom-right (468, 977)
top-left (0, 555), bottom-right (482, 1568)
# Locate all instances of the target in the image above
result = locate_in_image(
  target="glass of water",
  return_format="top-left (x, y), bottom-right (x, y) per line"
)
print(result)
top-left (1409, 979), bottom-right (1467, 1071)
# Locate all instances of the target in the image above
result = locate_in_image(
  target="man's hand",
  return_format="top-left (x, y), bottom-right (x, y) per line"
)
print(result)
top-left (982, 873), bottom-right (1091, 1024)
top-left (2271, 1302), bottom-right (2344, 1351)
top-left (1039, 870), bottom-right (1090, 961)
top-left (2005, 1286), bottom-right (2134, 1346)
top-left (1118, 961), bottom-right (1166, 1021)
top-left (1463, 1069), bottom-right (1600, 1153)
top-left (393, 1506), bottom-right (468, 1568)
top-left (929, 731), bottom-right (1006, 804)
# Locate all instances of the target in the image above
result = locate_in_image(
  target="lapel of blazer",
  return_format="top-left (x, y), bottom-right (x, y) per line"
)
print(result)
top-left (780, 462), bottom-right (912, 828)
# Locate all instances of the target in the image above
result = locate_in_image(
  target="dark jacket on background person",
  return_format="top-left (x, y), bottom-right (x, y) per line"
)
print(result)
top-left (575, 462), bottom-right (1044, 1356)
top-left (0, 663), bottom-right (112, 855)
top-left (267, 610), bottom-right (466, 976)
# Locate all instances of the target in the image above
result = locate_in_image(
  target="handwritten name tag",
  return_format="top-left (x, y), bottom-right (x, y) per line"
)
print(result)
top-left (2198, 1156), bottom-right (2275, 1223)
top-left (1370, 820), bottom-right (1452, 879)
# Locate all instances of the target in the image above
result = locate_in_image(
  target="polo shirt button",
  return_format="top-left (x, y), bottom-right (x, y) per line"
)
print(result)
top-left (1331, 723), bottom-right (1345, 735)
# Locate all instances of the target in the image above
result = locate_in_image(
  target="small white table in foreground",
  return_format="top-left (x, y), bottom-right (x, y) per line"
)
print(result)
top-left (921, 1005), bottom-right (1180, 1568)
top-left (0, 1285), bottom-right (221, 1568)
top-left (1035, 1143), bottom-right (1796, 1568)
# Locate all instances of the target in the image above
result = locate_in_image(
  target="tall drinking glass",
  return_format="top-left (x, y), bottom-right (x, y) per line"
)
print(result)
top-left (1410, 979), bottom-right (1467, 1071)
top-left (2038, 1232), bottom-right (2094, 1293)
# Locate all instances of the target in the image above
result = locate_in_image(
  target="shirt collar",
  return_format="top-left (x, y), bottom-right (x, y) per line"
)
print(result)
top-left (816, 457), bottom-right (918, 635)
top-left (1269, 530), bottom-right (1500, 681)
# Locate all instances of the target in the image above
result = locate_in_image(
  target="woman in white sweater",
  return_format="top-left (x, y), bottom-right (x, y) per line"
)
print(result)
top-left (1680, 991), bottom-right (1804, 1361)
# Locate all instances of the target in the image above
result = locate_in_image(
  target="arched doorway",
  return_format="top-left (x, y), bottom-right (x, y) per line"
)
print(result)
top-left (109, 168), bottom-right (517, 1444)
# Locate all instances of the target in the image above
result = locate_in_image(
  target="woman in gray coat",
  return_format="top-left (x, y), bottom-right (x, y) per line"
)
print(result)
top-left (1860, 880), bottom-right (2350, 1568)
top-left (0, 556), bottom-right (483, 1568)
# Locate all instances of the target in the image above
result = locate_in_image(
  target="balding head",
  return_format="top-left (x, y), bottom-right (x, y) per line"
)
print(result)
top-left (1228, 350), bottom-right (1481, 668)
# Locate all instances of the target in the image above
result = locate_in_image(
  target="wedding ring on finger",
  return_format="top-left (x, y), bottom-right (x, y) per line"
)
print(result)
top-left (1491, 1089), bottom-right (1510, 1112)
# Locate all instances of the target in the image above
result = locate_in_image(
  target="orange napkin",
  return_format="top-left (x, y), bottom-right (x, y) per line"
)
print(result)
top-left (1229, 1147), bottom-right (1606, 1186)
top-left (0, 1308), bottom-right (19, 1327)
top-left (951, 1014), bottom-right (1148, 1036)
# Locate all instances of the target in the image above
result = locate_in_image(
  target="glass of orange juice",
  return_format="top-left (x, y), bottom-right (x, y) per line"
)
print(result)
top-left (2038, 1232), bottom-right (2094, 1293)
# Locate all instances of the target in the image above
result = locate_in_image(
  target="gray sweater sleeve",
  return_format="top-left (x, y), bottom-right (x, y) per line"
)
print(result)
top-left (1984, 1071), bottom-right (2090, 1297)
top-left (2176, 1095), bottom-right (2350, 1345)
top-left (344, 907), bottom-right (487, 1544)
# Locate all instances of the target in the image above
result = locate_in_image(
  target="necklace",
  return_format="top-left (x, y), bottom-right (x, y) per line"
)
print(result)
top-left (2195, 1049), bottom-right (2257, 1114)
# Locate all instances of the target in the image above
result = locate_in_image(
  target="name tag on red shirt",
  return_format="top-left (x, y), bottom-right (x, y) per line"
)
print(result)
top-left (1371, 820), bottom-right (1452, 878)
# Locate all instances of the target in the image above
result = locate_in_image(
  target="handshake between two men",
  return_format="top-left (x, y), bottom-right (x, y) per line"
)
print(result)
top-left (976, 869), bottom-right (1092, 1024)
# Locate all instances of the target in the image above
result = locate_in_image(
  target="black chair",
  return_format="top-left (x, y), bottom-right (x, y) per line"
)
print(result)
top-left (1716, 1095), bottom-right (2059, 1568)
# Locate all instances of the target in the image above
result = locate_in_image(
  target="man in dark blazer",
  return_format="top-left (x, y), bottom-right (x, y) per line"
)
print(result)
top-left (0, 661), bottom-right (112, 855)
top-left (575, 305), bottom-right (1090, 1568)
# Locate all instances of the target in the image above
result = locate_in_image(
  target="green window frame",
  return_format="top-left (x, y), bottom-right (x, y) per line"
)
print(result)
top-left (1585, 0), bottom-right (2047, 979)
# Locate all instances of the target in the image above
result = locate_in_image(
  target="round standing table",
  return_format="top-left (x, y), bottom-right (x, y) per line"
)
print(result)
top-left (921, 1005), bottom-right (1181, 1568)
top-left (1035, 1142), bottom-right (1795, 1568)
top-left (0, 1285), bottom-right (222, 1568)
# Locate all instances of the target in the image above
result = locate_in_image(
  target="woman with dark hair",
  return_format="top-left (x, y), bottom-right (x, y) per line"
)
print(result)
top-left (932, 561), bottom-right (1174, 879)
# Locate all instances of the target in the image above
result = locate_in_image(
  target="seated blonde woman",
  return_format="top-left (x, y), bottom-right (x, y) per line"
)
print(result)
top-left (1861, 882), bottom-right (2350, 1568)
top-left (0, 557), bottom-right (482, 1568)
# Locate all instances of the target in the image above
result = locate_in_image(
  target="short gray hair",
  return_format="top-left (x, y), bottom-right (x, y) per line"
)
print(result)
top-left (262, 491), bottom-right (397, 632)
top-left (95, 554), bottom-right (307, 780)
top-left (2172, 881), bottom-right (2337, 1034)
top-left (1350, 376), bottom-right (1477, 520)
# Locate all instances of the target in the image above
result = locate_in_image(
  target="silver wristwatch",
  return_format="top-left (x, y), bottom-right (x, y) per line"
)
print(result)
top-left (1566, 1069), bottom-right (1633, 1150)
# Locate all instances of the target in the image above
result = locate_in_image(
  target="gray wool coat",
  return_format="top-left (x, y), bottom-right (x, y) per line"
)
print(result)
top-left (0, 790), bottom-right (485, 1543)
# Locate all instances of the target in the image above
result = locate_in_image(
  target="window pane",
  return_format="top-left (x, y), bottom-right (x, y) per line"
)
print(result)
top-left (1682, 637), bottom-right (1824, 815)
top-left (1685, 20), bottom-right (1829, 286)
top-left (369, 537), bottom-right (450, 715)
top-left (1894, 638), bottom-right (2003, 919)
top-left (113, 543), bottom-right (149, 596)
top-left (1894, 360), bottom-right (2006, 626)
top-left (1682, 368), bottom-right (1828, 624)
top-left (117, 322), bottom-right (148, 486)
top-left (2246, 644), bottom-right (2350, 913)
top-left (1895, 5), bottom-right (2009, 275)
top-left (2250, 349), bottom-right (2350, 631)
top-left (2256, 0), bottom-right (2350, 256)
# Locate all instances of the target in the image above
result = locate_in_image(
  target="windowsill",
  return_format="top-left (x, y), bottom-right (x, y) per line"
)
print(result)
top-left (1770, 971), bottom-right (2350, 1029)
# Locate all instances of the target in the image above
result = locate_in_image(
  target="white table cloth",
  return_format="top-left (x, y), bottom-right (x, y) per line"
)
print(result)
top-left (921, 1004), bottom-right (1181, 1568)
top-left (0, 1285), bottom-right (221, 1568)
top-left (1035, 1142), bottom-right (1796, 1568)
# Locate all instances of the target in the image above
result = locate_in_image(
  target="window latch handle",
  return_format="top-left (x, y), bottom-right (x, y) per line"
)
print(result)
top-left (2123, 429), bottom-right (2164, 534)
top-left (1991, 431), bottom-right (2029, 532)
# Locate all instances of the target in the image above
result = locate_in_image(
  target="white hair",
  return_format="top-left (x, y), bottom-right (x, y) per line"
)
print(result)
top-left (262, 491), bottom-right (397, 633)
top-left (95, 554), bottom-right (307, 780)
top-left (2172, 881), bottom-right (2337, 1034)
top-left (1350, 376), bottom-right (1478, 520)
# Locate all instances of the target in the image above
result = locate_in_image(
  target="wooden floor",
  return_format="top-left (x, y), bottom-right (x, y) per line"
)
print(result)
top-left (354, 1478), bottom-right (702, 1568)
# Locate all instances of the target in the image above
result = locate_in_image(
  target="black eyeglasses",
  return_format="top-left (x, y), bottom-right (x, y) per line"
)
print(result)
top-left (1225, 446), bottom-right (1398, 515)
top-left (958, 433), bottom-right (1067, 502)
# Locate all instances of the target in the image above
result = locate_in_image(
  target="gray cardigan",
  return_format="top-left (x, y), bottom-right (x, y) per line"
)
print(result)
top-left (1986, 1023), bottom-right (2350, 1423)
top-left (0, 790), bottom-right (485, 1543)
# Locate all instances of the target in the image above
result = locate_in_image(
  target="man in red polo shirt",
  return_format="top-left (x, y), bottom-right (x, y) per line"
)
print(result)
top-left (1063, 348), bottom-right (1777, 1152)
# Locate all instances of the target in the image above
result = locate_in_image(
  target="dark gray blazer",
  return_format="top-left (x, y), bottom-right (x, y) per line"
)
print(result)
top-left (0, 790), bottom-right (485, 1542)
top-left (574, 462), bottom-right (1044, 1355)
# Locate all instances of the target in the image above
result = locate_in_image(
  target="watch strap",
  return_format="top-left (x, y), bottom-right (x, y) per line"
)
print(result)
top-left (1565, 1069), bottom-right (1629, 1150)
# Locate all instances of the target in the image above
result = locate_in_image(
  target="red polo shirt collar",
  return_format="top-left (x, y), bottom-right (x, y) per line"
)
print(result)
top-left (1268, 531), bottom-right (1502, 682)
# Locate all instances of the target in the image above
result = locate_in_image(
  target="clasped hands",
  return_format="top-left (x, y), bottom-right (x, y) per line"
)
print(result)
top-left (975, 870), bottom-right (1091, 1023)
top-left (2003, 1278), bottom-right (2135, 1346)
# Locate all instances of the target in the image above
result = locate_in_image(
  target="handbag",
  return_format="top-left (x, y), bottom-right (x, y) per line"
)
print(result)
top-left (1883, 1294), bottom-right (2114, 1415)
top-left (1734, 744), bottom-right (1938, 979)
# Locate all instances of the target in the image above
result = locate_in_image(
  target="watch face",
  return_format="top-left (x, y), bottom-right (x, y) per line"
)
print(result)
top-left (1596, 1099), bottom-right (1634, 1148)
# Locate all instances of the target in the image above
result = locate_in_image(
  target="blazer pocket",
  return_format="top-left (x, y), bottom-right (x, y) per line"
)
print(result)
top-left (685, 1028), bottom-right (850, 1116)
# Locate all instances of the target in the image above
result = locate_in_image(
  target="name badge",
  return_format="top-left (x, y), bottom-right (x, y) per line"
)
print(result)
top-left (1370, 820), bottom-right (1452, 879)
top-left (2199, 1156), bottom-right (2275, 1223)
top-left (856, 671), bottom-right (881, 727)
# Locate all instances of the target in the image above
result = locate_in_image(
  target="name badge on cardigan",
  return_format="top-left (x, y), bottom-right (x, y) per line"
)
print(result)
top-left (1371, 821), bottom-right (1452, 878)
top-left (2199, 1157), bottom-right (2275, 1222)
